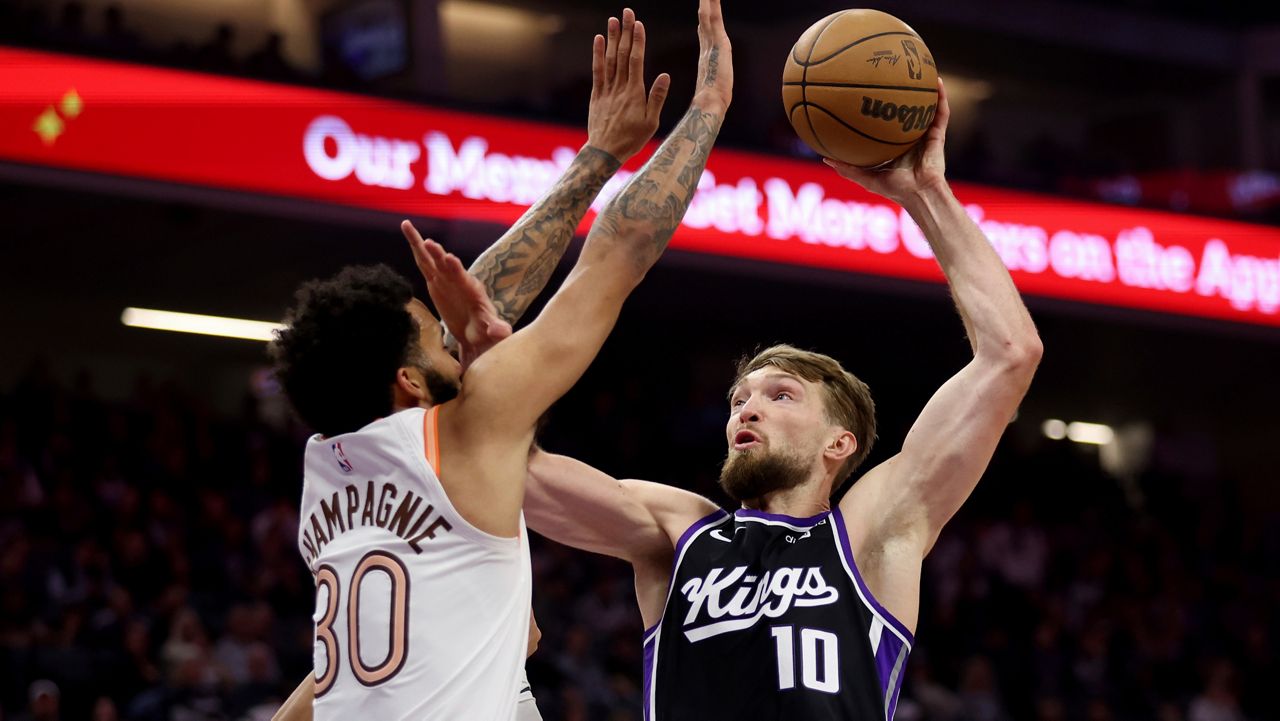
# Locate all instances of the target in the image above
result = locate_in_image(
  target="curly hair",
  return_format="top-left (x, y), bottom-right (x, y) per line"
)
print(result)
top-left (270, 264), bottom-right (421, 437)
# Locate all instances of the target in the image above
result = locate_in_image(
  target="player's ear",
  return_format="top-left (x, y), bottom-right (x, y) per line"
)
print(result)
top-left (393, 366), bottom-right (430, 407)
top-left (824, 428), bottom-right (857, 465)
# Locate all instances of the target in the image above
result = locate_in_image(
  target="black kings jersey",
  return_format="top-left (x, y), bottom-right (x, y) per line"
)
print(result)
top-left (643, 508), bottom-right (913, 721)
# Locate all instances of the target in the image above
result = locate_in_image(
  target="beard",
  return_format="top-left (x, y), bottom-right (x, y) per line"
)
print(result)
top-left (423, 367), bottom-right (460, 405)
top-left (717, 446), bottom-right (811, 503)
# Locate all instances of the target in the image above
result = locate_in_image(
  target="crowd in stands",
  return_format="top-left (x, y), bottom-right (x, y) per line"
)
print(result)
top-left (0, 360), bottom-right (1275, 720)
top-left (0, 2), bottom-right (301, 82)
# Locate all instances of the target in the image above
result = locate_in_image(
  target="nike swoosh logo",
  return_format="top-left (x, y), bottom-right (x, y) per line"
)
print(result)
top-left (710, 529), bottom-right (734, 542)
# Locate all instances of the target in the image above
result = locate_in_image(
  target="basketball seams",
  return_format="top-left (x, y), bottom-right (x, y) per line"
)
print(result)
top-left (790, 12), bottom-right (843, 65)
top-left (784, 81), bottom-right (939, 94)
top-left (802, 30), bottom-right (922, 67)
top-left (802, 102), bottom-right (918, 146)
top-left (785, 10), bottom-right (935, 166)
top-left (801, 12), bottom-right (844, 159)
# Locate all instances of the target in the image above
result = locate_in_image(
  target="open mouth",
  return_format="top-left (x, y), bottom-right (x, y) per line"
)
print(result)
top-left (733, 429), bottom-right (761, 451)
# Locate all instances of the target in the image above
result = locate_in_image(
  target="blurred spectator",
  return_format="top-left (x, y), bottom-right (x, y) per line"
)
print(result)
top-left (1188, 661), bottom-right (1245, 721)
top-left (194, 23), bottom-right (237, 74)
top-left (97, 5), bottom-right (140, 58)
top-left (47, 3), bottom-right (86, 50)
top-left (245, 33), bottom-right (298, 81)
top-left (0, 364), bottom-right (1275, 720)
top-left (15, 680), bottom-right (60, 721)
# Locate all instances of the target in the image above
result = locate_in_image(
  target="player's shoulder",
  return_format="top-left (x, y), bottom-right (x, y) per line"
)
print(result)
top-left (621, 479), bottom-right (723, 543)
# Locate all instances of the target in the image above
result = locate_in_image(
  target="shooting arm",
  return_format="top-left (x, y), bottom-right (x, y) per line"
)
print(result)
top-left (833, 81), bottom-right (1041, 556)
top-left (847, 184), bottom-right (1042, 555)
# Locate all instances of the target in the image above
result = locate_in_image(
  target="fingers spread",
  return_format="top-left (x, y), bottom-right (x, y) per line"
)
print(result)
top-left (604, 16), bottom-right (619, 87)
top-left (616, 8), bottom-right (635, 85)
top-left (628, 19), bottom-right (646, 87)
top-left (646, 72), bottom-right (670, 125)
top-left (591, 34), bottom-right (604, 96)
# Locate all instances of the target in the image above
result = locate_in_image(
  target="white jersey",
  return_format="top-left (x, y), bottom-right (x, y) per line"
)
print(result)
top-left (297, 405), bottom-right (531, 721)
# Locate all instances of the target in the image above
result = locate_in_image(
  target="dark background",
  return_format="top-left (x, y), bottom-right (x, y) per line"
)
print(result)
top-left (1, 0), bottom-right (1278, 719)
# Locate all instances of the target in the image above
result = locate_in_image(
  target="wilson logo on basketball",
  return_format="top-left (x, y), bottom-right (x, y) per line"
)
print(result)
top-left (860, 98), bottom-right (937, 133)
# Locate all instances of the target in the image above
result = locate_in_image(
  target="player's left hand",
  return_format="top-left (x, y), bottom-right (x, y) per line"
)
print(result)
top-left (586, 8), bottom-right (670, 163)
top-left (825, 77), bottom-right (949, 205)
top-left (401, 220), bottom-right (513, 372)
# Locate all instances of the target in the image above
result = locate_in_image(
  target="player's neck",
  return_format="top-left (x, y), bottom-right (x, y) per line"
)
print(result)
top-left (391, 398), bottom-right (436, 414)
top-left (744, 482), bottom-right (830, 519)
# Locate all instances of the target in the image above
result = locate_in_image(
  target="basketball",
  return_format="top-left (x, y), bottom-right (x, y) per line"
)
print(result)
top-left (782, 10), bottom-right (939, 167)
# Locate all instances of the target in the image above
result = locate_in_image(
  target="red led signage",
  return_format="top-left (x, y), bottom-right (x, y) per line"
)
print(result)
top-left (3, 47), bottom-right (1278, 327)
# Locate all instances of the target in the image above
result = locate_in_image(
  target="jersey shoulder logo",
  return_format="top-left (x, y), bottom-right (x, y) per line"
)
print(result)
top-left (679, 565), bottom-right (840, 642)
top-left (332, 442), bottom-right (354, 473)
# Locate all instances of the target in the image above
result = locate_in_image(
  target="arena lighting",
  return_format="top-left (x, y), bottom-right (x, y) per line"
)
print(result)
top-left (1042, 419), bottom-right (1116, 445)
top-left (121, 307), bottom-right (284, 342)
top-left (1041, 419), bottom-right (1067, 440)
top-left (1066, 421), bottom-right (1116, 445)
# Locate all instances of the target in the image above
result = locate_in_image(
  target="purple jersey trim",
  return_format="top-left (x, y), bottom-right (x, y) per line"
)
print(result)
top-left (643, 507), bottom-right (729, 718)
top-left (830, 506), bottom-right (916, 646)
top-left (733, 507), bottom-right (829, 526)
top-left (645, 507), bottom-right (730, 642)
top-left (642, 635), bottom-right (656, 721)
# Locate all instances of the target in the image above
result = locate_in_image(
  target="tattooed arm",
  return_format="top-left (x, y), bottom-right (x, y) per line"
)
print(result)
top-left (467, 9), bottom-right (671, 327)
top-left (421, 0), bottom-right (735, 540)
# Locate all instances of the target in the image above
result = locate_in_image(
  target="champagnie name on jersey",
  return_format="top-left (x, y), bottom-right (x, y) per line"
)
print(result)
top-left (300, 481), bottom-right (454, 567)
top-left (679, 565), bottom-right (840, 642)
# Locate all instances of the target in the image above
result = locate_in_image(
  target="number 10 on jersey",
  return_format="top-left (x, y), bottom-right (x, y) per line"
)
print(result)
top-left (770, 625), bottom-right (840, 693)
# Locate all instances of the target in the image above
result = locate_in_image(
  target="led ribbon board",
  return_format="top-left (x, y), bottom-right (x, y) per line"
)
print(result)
top-left (3, 47), bottom-right (1278, 327)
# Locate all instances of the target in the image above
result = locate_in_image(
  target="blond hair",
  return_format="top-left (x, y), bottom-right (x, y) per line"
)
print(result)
top-left (732, 344), bottom-right (876, 496)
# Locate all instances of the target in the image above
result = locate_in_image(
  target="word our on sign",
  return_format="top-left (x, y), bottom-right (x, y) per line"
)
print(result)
top-left (304, 114), bottom-right (1280, 319)
top-left (2, 46), bottom-right (1277, 327)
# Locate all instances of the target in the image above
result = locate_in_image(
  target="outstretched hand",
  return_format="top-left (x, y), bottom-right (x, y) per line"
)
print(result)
top-left (693, 0), bottom-right (733, 112)
top-left (401, 220), bottom-right (512, 372)
top-left (825, 77), bottom-right (950, 205)
top-left (587, 8), bottom-right (670, 163)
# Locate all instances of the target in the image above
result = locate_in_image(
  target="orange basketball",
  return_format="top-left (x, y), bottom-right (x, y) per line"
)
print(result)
top-left (782, 10), bottom-right (939, 167)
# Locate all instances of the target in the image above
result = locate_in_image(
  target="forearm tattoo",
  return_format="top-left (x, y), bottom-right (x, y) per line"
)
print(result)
top-left (594, 105), bottom-right (723, 271)
top-left (470, 146), bottom-right (622, 324)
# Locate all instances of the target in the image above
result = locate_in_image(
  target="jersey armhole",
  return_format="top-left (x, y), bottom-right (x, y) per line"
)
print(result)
top-left (830, 507), bottom-right (916, 649)
top-left (395, 405), bottom-right (517, 549)
top-left (423, 405), bottom-right (441, 478)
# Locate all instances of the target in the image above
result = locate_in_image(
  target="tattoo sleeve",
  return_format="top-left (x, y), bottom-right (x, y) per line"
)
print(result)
top-left (590, 105), bottom-right (724, 273)
top-left (468, 146), bottom-right (622, 325)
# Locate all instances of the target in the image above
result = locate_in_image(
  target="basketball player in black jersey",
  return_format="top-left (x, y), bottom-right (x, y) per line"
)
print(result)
top-left (518, 79), bottom-right (1043, 720)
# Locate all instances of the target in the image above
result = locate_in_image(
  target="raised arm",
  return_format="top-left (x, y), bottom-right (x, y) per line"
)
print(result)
top-left (467, 9), bottom-right (669, 326)
top-left (409, 0), bottom-right (733, 538)
top-left (463, 0), bottom-right (730, 430)
top-left (833, 79), bottom-right (1042, 560)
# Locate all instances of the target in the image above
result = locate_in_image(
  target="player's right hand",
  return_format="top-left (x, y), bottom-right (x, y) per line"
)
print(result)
top-left (401, 220), bottom-right (512, 372)
top-left (586, 8), bottom-right (670, 163)
top-left (693, 0), bottom-right (733, 114)
top-left (825, 77), bottom-right (950, 205)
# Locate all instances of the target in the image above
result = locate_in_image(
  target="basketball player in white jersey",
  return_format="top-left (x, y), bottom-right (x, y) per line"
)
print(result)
top-left (511, 80), bottom-right (1043, 720)
top-left (269, 2), bottom-right (734, 718)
